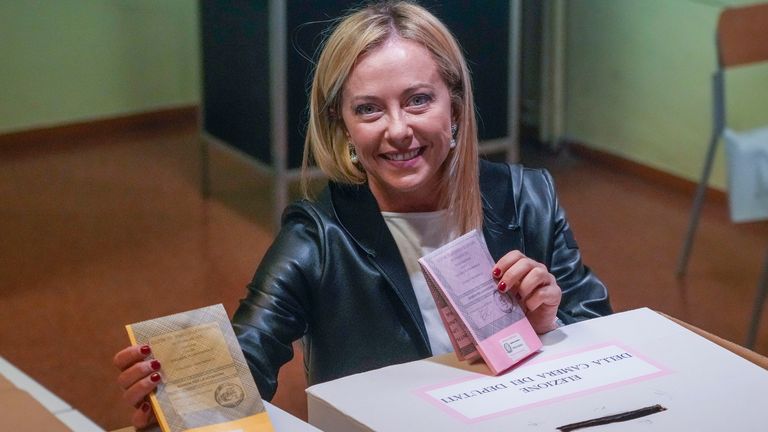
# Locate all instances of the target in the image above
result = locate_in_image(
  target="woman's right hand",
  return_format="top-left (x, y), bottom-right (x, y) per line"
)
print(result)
top-left (113, 344), bottom-right (162, 429)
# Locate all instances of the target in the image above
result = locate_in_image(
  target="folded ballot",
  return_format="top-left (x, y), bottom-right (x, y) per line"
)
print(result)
top-left (126, 304), bottom-right (273, 432)
top-left (418, 230), bottom-right (541, 374)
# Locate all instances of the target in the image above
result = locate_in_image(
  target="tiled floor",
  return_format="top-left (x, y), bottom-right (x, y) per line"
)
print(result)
top-left (0, 122), bottom-right (766, 430)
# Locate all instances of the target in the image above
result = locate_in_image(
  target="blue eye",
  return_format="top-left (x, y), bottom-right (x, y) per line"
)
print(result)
top-left (410, 94), bottom-right (431, 106)
top-left (355, 104), bottom-right (377, 115)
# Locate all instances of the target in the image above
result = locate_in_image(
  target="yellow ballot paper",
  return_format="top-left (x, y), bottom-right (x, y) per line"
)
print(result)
top-left (125, 304), bottom-right (274, 432)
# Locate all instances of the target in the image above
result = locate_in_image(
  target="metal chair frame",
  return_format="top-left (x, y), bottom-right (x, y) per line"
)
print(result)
top-left (676, 3), bottom-right (768, 348)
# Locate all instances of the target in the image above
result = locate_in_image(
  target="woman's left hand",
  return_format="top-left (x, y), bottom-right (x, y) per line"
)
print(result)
top-left (492, 250), bottom-right (562, 334)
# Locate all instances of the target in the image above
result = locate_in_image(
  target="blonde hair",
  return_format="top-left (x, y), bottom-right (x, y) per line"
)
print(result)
top-left (301, 1), bottom-right (482, 233)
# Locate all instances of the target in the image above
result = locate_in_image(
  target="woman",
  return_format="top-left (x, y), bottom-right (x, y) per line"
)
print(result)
top-left (114, 1), bottom-right (611, 428)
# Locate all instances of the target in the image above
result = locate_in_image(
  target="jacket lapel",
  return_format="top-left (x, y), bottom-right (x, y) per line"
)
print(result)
top-left (480, 160), bottom-right (524, 261)
top-left (326, 160), bottom-right (522, 354)
top-left (329, 182), bottom-right (430, 353)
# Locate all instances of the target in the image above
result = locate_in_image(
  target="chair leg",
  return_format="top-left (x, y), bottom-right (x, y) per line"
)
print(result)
top-left (677, 71), bottom-right (725, 277)
top-left (676, 131), bottom-right (721, 277)
top-left (746, 246), bottom-right (768, 349)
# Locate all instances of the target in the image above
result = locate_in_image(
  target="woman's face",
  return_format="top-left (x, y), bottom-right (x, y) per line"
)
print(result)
top-left (340, 37), bottom-right (453, 212)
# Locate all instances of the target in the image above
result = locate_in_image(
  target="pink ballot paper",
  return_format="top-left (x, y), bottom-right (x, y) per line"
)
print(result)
top-left (418, 229), bottom-right (542, 375)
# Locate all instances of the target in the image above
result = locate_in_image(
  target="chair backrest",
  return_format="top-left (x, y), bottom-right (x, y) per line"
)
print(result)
top-left (717, 2), bottom-right (768, 68)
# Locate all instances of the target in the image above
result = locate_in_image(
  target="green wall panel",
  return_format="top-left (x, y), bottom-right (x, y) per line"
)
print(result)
top-left (0, 0), bottom-right (200, 133)
top-left (564, 0), bottom-right (768, 190)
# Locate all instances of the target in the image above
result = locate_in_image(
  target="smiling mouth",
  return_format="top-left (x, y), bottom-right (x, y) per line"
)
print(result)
top-left (382, 147), bottom-right (424, 161)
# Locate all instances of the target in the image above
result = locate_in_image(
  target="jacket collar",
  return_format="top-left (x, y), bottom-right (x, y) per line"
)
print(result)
top-left (329, 182), bottom-right (431, 354)
top-left (326, 160), bottom-right (524, 354)
top-left (478, 159), bottom-right (524, 261)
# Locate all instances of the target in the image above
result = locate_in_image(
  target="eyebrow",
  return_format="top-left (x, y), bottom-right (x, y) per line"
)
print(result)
top-left (346, 82), bottom-right (438, 104)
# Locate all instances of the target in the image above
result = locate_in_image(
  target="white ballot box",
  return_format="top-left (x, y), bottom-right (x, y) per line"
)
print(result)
top-left (306, 308), bottom-right (768, 431)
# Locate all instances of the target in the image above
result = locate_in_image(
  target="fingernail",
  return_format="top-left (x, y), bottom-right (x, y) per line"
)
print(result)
top-left (150, 373), bottom-right (161, 383)
top-left (492, 268), bottom-right (501, 278)
top-left (140, 345), bottom-right (151, 356)
top-left (141, 402), bottom-right (150, 412)
top-left (150, 360), bottom-right (161, 371)
top-left (497, 281), bottom-right (507, 292)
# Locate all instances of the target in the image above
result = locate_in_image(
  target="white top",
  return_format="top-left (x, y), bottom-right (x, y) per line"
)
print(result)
top-left (382, 210), bottom-right (456, 355)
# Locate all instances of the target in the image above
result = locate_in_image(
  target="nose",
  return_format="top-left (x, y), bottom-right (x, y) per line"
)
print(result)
top-left (385, 110), bottom-right (412, 147)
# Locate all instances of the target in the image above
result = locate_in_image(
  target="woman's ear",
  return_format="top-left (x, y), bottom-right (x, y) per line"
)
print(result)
top-left (329, 108), bottom-right (351, 140)
top-left (339, 123), bottom-right (350, 140)
top-left (450, 105), bottom-right (461, 126)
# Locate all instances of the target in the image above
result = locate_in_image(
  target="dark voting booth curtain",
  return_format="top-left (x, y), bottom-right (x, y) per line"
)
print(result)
top-left (201, 0), bottom-right (510, 170)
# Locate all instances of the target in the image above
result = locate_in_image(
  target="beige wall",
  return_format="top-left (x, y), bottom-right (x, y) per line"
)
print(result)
top-left (564, 0), bottom-right (768, 189)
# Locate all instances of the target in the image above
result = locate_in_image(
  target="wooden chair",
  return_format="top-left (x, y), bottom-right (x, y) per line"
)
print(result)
top-left (676, 3), bottom-right (768, 348)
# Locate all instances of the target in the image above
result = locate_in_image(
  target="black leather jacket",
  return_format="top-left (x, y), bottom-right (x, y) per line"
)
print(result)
top-left (232, 160), bottom-right (612, 400)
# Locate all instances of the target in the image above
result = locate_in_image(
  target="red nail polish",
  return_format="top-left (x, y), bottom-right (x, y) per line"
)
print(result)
top-left (141, 402), bottom-right (151, 412)
top-left (150, 360), bottom-right (161, 371)
top-left (492, 268), bottom-right (501, 278)
top-left (150, 373), bottom-right (161, 383)
top-left (497, 281), bottom-right (507, 292)
top-left (140, 345), bottom-right (151, 356)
